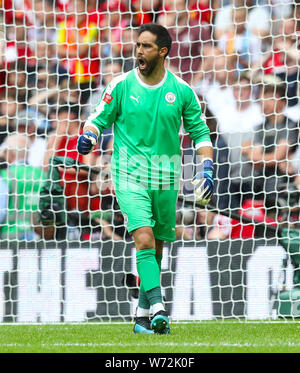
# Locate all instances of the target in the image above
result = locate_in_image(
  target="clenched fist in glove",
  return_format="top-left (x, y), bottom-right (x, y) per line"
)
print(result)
top-left (192, 158), bottom-right (214, 205)
top-left (77, 130), bottom-right (98, 155)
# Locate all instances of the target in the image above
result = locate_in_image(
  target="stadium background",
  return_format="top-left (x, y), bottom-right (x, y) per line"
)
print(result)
top-left (0, 0), bottom-right (299, 323)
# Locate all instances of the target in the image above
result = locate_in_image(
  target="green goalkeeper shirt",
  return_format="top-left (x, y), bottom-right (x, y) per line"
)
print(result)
top-left (86, 68), bottom-right (212, 189)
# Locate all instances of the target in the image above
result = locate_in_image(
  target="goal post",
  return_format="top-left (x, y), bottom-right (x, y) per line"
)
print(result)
top-left (0, 0), bottom-right (299, 322)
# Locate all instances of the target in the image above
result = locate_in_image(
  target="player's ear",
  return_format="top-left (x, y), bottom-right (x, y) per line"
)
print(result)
top-left (159, 47), bottom-right (168, 59)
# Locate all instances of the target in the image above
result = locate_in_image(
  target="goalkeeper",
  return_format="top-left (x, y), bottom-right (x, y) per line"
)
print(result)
top-left (77, 23), bottom-right (214, 334)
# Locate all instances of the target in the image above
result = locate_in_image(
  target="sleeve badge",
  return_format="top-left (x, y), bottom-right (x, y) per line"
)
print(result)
top-left (103, 93), bottom-right (113, 104)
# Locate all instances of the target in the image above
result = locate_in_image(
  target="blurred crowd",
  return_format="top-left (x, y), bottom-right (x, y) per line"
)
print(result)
top-left (0, 0), bottom-right (299, 242)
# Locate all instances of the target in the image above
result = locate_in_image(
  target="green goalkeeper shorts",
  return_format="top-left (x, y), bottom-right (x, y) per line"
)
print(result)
top-left (114, 182), bottom-right (178, 242)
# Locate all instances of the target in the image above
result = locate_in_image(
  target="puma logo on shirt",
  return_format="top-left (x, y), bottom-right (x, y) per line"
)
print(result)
top-left (130, 95), bottom-right (140, 103)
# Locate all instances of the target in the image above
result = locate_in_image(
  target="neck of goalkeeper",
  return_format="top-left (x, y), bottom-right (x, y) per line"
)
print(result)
top-left (137, 59), bottom-right (166, 87)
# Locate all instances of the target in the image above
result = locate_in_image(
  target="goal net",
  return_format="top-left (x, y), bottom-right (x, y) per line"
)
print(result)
top-left (0, 0), bottom-right (299, 322)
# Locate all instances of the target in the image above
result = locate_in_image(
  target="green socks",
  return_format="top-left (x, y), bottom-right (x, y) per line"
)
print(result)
top-left (146, 286), bottom-right (162, 306)
top-left (137, 249), bottom-right (163, 310)
top-left (136, 249), bottom-right (160, 292)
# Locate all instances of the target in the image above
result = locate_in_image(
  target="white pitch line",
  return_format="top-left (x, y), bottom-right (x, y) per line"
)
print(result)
top-left (0, 342), bottom-right (300, 348)
top-left (1, 320), bottom-right (300, 326)
top-left (48, 342), bottom-right (300, 348)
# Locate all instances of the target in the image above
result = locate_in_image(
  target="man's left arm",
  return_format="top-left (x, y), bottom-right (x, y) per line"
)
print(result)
top-left (182, 88), bottom-right (214, 205)
top-left (192, 145), bottom-right (214, 205)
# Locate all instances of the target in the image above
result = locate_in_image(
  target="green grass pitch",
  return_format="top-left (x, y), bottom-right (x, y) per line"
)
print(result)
top-left (0, 321), bottom-right (300, 353)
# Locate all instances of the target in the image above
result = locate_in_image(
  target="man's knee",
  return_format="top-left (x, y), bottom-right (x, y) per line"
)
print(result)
top-left (133, 227), bottom-right (155, 250)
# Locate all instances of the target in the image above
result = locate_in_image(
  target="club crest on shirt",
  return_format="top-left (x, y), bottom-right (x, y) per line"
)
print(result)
top-left (103, 93), bottom-right (113, 104)
top-left (165, 92), bottom-right (176, 103)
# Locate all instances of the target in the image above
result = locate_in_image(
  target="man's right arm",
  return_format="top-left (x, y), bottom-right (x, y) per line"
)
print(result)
top-left (77, 129), bottom-right (98, 155)
top-left (77, 79), bottom-right (120, 155)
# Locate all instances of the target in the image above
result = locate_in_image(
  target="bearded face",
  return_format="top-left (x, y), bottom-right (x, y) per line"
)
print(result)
top-left (136, 31), bottom-right (161, 76)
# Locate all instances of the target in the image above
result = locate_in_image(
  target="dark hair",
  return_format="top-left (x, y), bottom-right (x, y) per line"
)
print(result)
top-left (138, 23), bottom-right (172, 58)
top-left (58, 103), bottom-right (80, 119)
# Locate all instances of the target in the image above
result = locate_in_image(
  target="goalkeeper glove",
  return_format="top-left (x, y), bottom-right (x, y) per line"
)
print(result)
top-left (77, 130), bottom-right (98, 155)
top-left (192, 158), bottom-right (214, 205)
